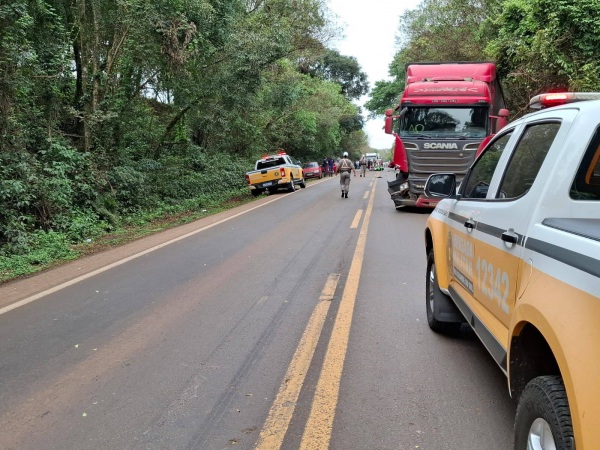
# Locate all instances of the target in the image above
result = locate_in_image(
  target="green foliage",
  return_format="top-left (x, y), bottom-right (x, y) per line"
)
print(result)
top-left (304, 49), bottom-right (370, 100)
top-left (367, 0), bottom-right (600, 121)
top-left (483, 0), bottom-right (600, 114)
top-left (365, 78), bottom-right (405, 118)
top-left (0, 231), bottom-right (78, 282)
top-left (0, 0), bottom-right (372, 281)
top-left (0, 139), bottom-right (98, 254)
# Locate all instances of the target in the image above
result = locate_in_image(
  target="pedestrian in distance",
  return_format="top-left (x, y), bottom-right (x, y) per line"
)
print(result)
top-left (336, 151), bottom-right (356, 198)
top-left (327, 157), bottom-right (335, 177)
top-left (359, 155), bottom-right (367, 177)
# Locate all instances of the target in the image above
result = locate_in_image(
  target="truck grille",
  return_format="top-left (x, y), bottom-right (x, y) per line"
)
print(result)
top-left (405, 142), bottom-right (479, 194)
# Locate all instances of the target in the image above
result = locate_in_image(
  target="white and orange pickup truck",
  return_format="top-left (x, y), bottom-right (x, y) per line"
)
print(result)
top-left (423, 92), bottom-right (600, 449)
top-left (245, 151), bottom-right (305, 196)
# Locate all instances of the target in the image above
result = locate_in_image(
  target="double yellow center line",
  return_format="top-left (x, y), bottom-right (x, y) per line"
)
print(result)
top-left (255, 181), bottom-right (377, 449)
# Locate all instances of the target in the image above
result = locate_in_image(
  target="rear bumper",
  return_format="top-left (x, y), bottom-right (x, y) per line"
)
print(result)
top-left (249, 178), bottom-right (290, 190)
top-left (391, 195), bottom-right (438, 208)
top-left (388, 178), bottom-right (438, 208)
top-left (415, 196), bottom-right (440, 208)
top-left (304, 172), bottom-right (321, 179)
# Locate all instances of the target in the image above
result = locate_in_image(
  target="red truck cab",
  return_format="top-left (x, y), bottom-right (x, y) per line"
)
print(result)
top-left (385, 62), bottom-right (509, 209)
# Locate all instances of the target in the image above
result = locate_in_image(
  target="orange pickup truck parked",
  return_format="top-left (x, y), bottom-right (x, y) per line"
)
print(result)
top-left (245, 151), bottom-right (305, 196)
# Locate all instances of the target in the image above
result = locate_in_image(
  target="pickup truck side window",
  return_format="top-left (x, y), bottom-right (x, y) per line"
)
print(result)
top-left (571, 126), bottom-right (600, 200)
top-left (461, 131), bottom-right (513, 199)
top-left (497, 122), bottom-right (561, 199)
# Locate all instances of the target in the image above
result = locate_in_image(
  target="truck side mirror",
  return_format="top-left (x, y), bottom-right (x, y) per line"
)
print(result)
top-left (384, 109), bottom-right (394, 134)
top-left (425, 173), bottom-right (456, 198)
top-left (495, 109), bottom-right (510, 132)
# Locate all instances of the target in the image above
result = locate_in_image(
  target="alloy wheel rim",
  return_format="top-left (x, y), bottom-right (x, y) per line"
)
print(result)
top-left (428, 265), bottom-right (435, 314)
top-left (527, 418), bottom-right (556, 450)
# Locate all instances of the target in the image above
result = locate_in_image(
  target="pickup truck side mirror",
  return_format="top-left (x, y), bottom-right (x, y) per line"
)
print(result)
top-left (425, 173), bottom-right (456, 198)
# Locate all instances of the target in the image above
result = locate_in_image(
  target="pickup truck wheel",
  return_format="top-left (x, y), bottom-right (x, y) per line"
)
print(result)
top-left (514, 375), bottom-right (574, 450)
top-left (300, 178), bottom-right (306, 188)
top-left (287, 177), bottom-right (295, 192)
top-left (251, 189), bottom-right (263, 197)
top-left (426, 251), bottom-right (461, 334)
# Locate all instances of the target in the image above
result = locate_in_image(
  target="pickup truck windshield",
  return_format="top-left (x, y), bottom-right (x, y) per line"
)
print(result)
top-left (399, 106), bottom-right (489, 139)
top-left (257, 157), bottom-right (286, 170)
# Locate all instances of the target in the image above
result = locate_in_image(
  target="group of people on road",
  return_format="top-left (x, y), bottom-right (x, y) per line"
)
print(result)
top-left (321, 157), bottom-right (336, 177)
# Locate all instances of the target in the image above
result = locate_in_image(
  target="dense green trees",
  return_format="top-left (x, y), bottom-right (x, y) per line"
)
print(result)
top-left (366, 0), bottom-right (600, 118)
top-left (0, 0), bottom-right (369, 264)
top-left (4, 0), bottom-right (599, 277)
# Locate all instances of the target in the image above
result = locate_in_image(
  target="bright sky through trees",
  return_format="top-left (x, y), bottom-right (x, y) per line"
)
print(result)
top-left (327, 0), bottom-right (421, 149)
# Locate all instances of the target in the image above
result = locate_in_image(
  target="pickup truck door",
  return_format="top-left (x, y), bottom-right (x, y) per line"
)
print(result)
top-left (449, 121), bottom-right (564, 367)
top-left (444, 131), bottom-right (516, 364)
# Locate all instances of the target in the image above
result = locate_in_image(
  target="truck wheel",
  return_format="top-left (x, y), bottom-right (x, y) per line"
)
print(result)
top-left (426, 250), bottom-right (461, 334)
top-left (251, 189), bottom-right (263, 197)
top-left (514, 375), bottom-right (574, 450)
top-left (287, 177), bottom-right (295, 192)
top-left (300, 178), bottom-right (306, 188)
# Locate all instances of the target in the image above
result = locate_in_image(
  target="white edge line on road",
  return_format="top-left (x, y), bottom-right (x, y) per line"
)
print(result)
top-left (0, 194), bottom-right (291, 316)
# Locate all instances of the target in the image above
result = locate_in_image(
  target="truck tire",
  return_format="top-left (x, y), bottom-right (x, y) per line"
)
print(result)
top-left (514, 375), bottom-right (574, 450)
top-left (426, 250), bottom-right (462, 334)
top-left (300, 178), bottom-right (306, 188)
top-left (287, 177), bottom-right (295, 192)
top-left (251, 189), bottom-right (263, 197)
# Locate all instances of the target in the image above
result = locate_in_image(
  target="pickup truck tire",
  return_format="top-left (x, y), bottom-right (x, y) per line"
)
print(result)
top-left (251, 189), bottom-right (263, 197)
top-left (514, 375), bottom-right (574, 450)
top-left (426, 250), bottom-right (462, 334)
top-left (300, 178), bottom-right (306, 188)
top-left (287, 177), bottom-right (295, 192)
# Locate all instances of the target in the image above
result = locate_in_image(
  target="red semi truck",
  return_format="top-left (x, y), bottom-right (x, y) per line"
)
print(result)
top-left (385, 61), bottom-right (509, 208)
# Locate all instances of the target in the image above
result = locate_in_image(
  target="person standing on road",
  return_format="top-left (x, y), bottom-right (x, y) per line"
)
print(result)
top-left (327, 157), bottom-right (335, 177)
top-left (359, 155), bottom-right (367, 177)
top-left (336, 151), bottom-right (356, 198)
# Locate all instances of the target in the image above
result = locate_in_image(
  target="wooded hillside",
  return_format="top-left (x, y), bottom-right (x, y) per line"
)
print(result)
top-left (0, 0), bottom-right (371, 277)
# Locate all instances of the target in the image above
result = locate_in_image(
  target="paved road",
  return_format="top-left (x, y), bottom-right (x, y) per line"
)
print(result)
top-left (0, 172), bottom-right (515, 449)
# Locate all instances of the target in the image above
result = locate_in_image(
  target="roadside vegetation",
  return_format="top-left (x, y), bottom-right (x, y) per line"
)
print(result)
top-left (366, 0), bottom-right (600, 119)
top-left (3, 0), bottom-right (600, 283)
top-left (0, 0), bottom-right (372, 283)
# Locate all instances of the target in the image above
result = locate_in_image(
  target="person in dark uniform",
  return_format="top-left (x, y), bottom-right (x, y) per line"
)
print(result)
top-left (336, 151), bottom-right (356, 198)
top-left (327, 157), bottom-right (335, 177)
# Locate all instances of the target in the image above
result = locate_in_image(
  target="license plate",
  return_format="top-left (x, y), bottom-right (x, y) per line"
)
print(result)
top-left (263, 182), bottom-right (273, 187)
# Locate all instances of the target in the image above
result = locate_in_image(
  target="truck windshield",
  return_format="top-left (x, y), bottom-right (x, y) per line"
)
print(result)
top-left (399, 106), bottom-right (489, 139)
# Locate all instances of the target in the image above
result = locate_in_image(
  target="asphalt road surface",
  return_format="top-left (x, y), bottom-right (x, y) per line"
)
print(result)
top-left (0, 171), bottom-right (515, 450)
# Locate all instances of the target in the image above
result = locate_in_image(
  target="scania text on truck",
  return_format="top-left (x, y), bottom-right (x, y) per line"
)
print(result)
top-left (385, 61), bottom-right (509, 209)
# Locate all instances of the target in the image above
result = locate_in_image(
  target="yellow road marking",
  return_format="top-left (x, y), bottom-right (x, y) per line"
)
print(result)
top-left (363, 191), bottom-right (369, 199)
top-left (350, 210), bottom-right (363, 229)
top-left (255, 274), bottom-right (340, 450)
top-left (299, 180), bottom-right (377, 449)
